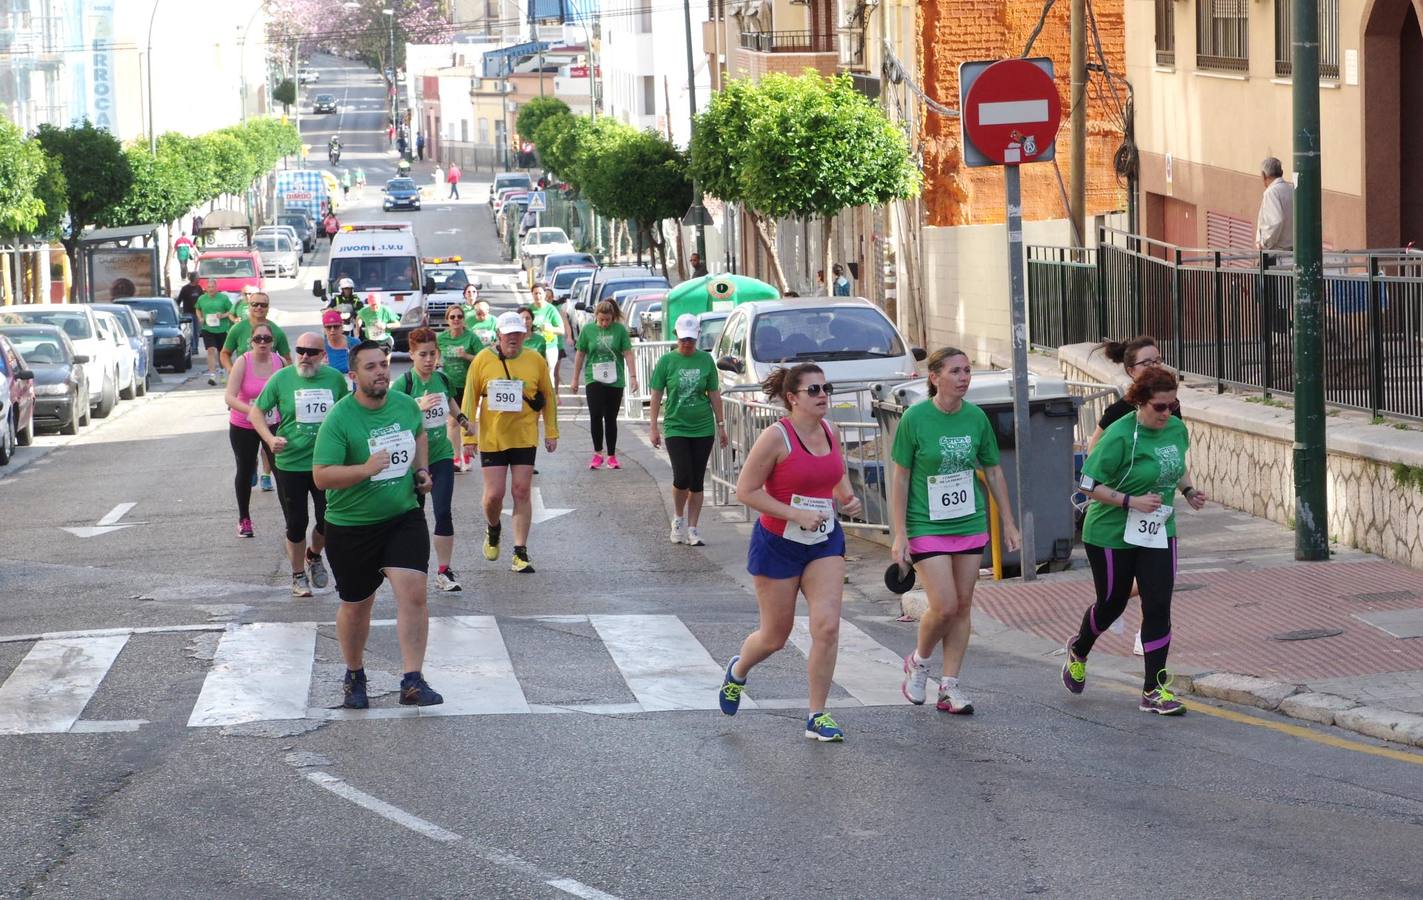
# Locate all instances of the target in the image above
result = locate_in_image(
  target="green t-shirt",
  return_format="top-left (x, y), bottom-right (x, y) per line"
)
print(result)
top-left (176, 243), bottom-right (193, 262)
top-left (196, 292), bottom-right (233, 334)
top-left (392, 369), bottom-right (456, 464)
top-left (232, 297), bottom-right (250, 321)
top-left (523, 331), bottom-right (546, 355)
top-left (531, 303), bottom-right (563, 342)
top-left (890, 399), bottom-right (1001, 538)
top-left (575, 322), bottom-right (632, 388)
top-left (1080, 413), bottom-right (1190, 549)
top-left (224, 319), bottom-right (291, 358)
top-left (650, 349), bottom-right (717, 438)
top-left (312, 392), bottom-right (424, 526)
top-left (465, 311), bottom-right (497, 346)
top-left (437, 329), bottom-right (480, 388)
top-left (358, 305), bottom-right (400, 340)
top-left (254, 365), bottom-right (350, 471)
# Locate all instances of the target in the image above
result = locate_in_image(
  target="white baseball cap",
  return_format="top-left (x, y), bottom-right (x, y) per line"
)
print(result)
top-left (496, 311), bottom-right (526, 334)
top-left (674, 314), bottom-right (701, 340)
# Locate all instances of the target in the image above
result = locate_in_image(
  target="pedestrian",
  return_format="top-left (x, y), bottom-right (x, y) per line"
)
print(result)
top-left (438, 306), bottom-right (481, 470)
top-left (176, 271), bottom-right (204, 356)
top-left (222, 291), bottom-right (292, 371)
top-left (416, 133), bottom-right (425, 161)
top-left (395, 328), bottom-right (470, 591)
top-left (460, 311), bottom-right (559, 574)
top-left (528, 285), bottom-right (565, 391)
top-left (357, 292), bottom-right (399, 352)
top-left (892, 348), bottom-right (1021, 714)
top-left (250, 332), bottom-right (348, 596)
top-left (340, 168), bottom-right (351, 200)
top-left (175, 232), bottom-right (196, 279)
top-left (689, 252), bottom-right (707, 279)
top-left (320, 308), bottom-right (352, 378)
top-left (397, 134), bottom-right (408, 158)
top-left (447, 163), bottom-right (461, 200)
top-left (312, 340), bottom-right (443, 710)
top-left (718, 363), bottom-right (863, 742)
top-left (196, 278), bottom-right (233, 385)
top-left (323, 210), bottom-right (340, 245)
top-left (831, 263), bottom-right (852, 297)
top-left (191, 214), bottom-right (204, 240)
top-left (1256, 156), bottom-right (1294, 253)
top-left (650, 314), bottom-right (727, 545)
top-left (1062, 367), bottom-right (1207, 715)
top-left (387, 122), bottom-right (395, 146)
top-left (570, 299), bottom-right (636, 470)
top-left (224, 322), bottom-right (286, 539)
top-left (433, 164), bottom-right (445, 197)
top-left (354, 167), bottom-right (366, 194)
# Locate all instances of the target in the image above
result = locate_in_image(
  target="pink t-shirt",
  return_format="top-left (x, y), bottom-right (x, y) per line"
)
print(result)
top-left (230, 351), bottom-right (284, 429)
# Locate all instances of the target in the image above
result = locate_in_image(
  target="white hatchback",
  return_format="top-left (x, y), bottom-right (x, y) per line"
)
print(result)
top-left (3, 304), bottom-right (132, 418)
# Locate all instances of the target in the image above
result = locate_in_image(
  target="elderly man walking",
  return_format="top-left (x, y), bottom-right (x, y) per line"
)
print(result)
top-left (1256, 157), bottom-right (1294, 253)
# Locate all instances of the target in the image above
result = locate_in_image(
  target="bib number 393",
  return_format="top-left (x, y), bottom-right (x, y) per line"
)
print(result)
top-left (368, 430), bottom-right (416, 482)
top-left (487, 379), bottom-right (523, 413)
top-left (927, 471), bottom-right (975, 521)
top-left (423, 394), bottom-right (448, 430)
top-left (784, 494), bottom-right (835, 546)
top-left (1124, 504), bottom-right (1173, 549)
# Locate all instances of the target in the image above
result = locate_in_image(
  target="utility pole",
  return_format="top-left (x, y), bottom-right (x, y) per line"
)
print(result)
top-left (292, 41), bottom-right (302, 168)
top-left (680, 0), bottom-right (708, 263)
top-left (1292, 0), bottom-right (1329, 560)
top-left (1068, 0), bottom-right (1086, 246)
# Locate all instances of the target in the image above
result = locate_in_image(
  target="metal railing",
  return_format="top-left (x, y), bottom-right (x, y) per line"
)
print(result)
top-left (1196, 0), bottom-right (1249, 73)
top-left (738, 30), bottom-right (836, 53)
top-left (621, 340), bottom-right (678, 420)
top-left (1275, 0), bottom-right (1340, 79)
top-left (1154, 0), bottom-right (1175, 66)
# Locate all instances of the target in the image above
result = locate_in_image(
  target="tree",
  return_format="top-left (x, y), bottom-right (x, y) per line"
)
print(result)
top-left (199, 132), bottom-right (253, 202)
top-left (33, 121), bottom-right (133, 296)
top-left (579, 125), bottom-right (692, 277)
top-left (532, 112), bottom-right (590, 185)
top-left (267, 0), bottom-right (452, 77)
top-left (0, 122), bottom-right (46, 238)
top-left (517, 97), bottom-right (570, 148)
top-left (273, 78), bottom-right (297, 112)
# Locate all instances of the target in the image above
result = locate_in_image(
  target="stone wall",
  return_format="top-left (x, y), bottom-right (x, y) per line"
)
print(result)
top-left (1058, 343), bottom-right (1423, 569)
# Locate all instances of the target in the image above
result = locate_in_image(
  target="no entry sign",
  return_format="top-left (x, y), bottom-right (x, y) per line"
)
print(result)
top-left (959, 58), bottom-right (1062, 168)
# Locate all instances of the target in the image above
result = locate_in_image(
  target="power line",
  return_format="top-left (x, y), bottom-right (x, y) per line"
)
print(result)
top-left (882, 39), bottom-right (957, 118)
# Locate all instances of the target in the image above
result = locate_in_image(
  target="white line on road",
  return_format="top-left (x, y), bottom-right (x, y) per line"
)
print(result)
top-left (546, 878), bottom-right (625, 900)
top-left (96, 502), bottom-right (137, 526)
top-left (0, 634), bottom-right (130, 734)
top-left (789, 617), bottom-right (906, 707)
top-left (0, 623), bottom-right (228, 645)
top-left (419, 616), bottom-right (530, 717)
top-left (590, 614), bottom-right (753, 712)
top-left (188, 622), bottom-right (317, 727)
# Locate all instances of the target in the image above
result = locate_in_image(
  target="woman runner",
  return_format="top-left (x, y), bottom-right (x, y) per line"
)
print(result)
top-left (224, 322), bottom-right (285, 538)
top-left (650, 314), bottom-right (726, 545)
top-left (571, 299), bottom-right (637, 470)
top-left (893, 348), bottom-right (1021, 714)
top-left (718, 364), bottom-right (862, 742)
top-left (439, 307), bottom-right (482, 470)
top-left (321, 309), bottom-right (351, 379)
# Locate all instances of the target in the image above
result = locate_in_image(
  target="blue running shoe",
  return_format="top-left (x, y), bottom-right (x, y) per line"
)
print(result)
top-left (718, 656), bottom-right (746, 716)
top-left (400, 673), bottom-right (443, 707)
top-left (342, 668), bottom-right (368, 710)
top-left (805, 712), bottom-right (844, 742)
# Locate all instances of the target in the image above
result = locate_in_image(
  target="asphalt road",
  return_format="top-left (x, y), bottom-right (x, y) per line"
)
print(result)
top-left (2, 55), bottom-right (1422, 900)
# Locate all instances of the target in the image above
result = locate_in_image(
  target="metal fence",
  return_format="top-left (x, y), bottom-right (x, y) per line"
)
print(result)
top-left (1027, 227), bottom-right (1423, 419)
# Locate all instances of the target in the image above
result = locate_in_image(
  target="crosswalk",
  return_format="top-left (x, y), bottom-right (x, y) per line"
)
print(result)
top-left (0, 615), bottom-right (910, 735)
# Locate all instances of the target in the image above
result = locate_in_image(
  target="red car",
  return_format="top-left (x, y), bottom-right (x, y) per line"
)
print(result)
top-left (0, 332), bottom-right (36, 464)
top-left (194, 247), bottom-right (266, 296)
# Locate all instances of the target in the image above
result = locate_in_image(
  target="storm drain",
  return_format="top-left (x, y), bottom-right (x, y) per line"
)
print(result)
top-left (1268, 628), bottom-right (1344, 641)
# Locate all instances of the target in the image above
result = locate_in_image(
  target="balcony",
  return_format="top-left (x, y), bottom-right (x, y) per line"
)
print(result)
top-left (732, 30), bottom-right (838, 80)
top-left (738, 30), bottom-right (835, 53)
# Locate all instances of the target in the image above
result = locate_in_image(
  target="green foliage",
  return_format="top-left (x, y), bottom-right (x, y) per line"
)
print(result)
top-left (532, 113), bottom-right (589, 185)
top-left (273, 78), bottom-right (297, 110)
top-left (0, 121), bottom-right (47, 237)
top-left (34, 120), bottom-right (133, 244)
top-left (689, 79), bottom-right (756, 205)
top-left (201, 132), bottom-right (254, 199)
top-left (1392, 463), bottom-right (1423, 493)
top-left (30, 151), bottom-right (68, 240)
top-left (517, 97), bottom-right (570, 144)
top-left (101, 145), bottom-right (193, 229)
top-left (579, 127), bottom-right (691, 232)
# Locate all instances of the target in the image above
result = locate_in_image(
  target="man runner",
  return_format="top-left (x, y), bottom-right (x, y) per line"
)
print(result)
top-left (251, 332), bottom-right (349, 596)
top-left (357, 292), bottom-right (399, 352)
top-left (222, 291), bottom-right (292, 369)
top-left (196, 278), bottom-right (233, 385)
top-left (313, 340), bottom-right (443, 709)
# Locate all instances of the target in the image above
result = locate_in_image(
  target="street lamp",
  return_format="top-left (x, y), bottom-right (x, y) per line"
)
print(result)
top-left (146, 0), bottom-right (161, 154)
top-left (680, 0), bottom-right (709, 262)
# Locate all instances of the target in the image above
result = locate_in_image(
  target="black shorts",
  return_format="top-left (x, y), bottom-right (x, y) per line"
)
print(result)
top-left (202, 330), bottom-right (225, 350)
top-left (323, 508), bottom-right (430, 603)
top-left (910, 541), bottom-right (990, 565)
top-left (480, 446), bottom-right (537, 468)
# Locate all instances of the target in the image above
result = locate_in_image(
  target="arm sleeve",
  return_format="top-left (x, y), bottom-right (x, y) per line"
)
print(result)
top-left (461, 357), bottom-right (482, 423)
top-left (649, 354), bottom-right (668, 392)
top-left (575, 328), bottom-right (591, 354)
top-left (976, 410), bottom-right (1002, 467)
top-left (889, 408), bottom-right (916, 469)
top-left (1081, 428), bottom-right (1126, 486)
top-left (222, 327), bottom-right (239, 352)
top-left (312, 416), bottom-right (347, 467)
top-left (617, 326), bottom-right (632, 353)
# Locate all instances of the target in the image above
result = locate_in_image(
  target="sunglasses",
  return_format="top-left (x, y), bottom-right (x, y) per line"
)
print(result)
top-left (323, 323), bottom-right (343, 329)
top-left (1130, 357), bottom-right (1162, 369)
top-left (797, 383), bottom-right (835, 396)
top-left (294, 346), bottom-right (323, 357)
top-left (249, 303), bottom-right (269, 309)
top-left (1147, 400), bottom-right (1180, 413)
top-left (250, 335), bottom-right (274, 344)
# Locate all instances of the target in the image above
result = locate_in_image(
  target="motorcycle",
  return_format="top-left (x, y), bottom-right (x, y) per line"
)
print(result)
top-left (328, 146), bottom-right (341, 165)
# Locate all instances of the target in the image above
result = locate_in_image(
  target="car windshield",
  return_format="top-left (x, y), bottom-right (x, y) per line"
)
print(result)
top-left (198, 257), bottom-right (257, 278)
top-left (3, 331), bottom-right (71, 364)
top-left (330, 257), bottom-right (420, 293)
top-left (278, 216), bottom-right (309, 232)
top-left (698, 317), bottom-right (728, 351)
top-left (552, 267), bottom-right (593, 289)
top-left (750, 307), bottom-right (906, 363)
top-left (388, 179), bottom-right (417, 191)
top-left (495, 175), bottom-right (531, 191)
top-left (428, 267), bottom-right (469, 291)
top-left (11, 310), bottom-right (92, 340)
top-left (526, 229), bottom-right (566, 245)
top-left (254, 236), bottom-right (290, 254)
top-left (600, 279), bottom-right (667, 303)
top-left (316, 94), bottom-right (334, 102)
top-left (120, 300), bottom-right (178, 326)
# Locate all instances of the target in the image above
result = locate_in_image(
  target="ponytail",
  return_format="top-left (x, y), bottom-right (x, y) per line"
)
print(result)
top-left (762, 363), bottom-right (824, 409)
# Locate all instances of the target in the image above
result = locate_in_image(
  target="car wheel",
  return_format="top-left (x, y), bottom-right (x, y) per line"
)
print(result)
top-left (136, 370), bottom-right (148, 397)
top-left (94, 373), bottom-right (116, 418)
top-left (16, 406), bottom-right (32, 446)
top-left (79, 388), bottom-right (91, 426)
top-left (0, 412), bottom-right (14, 466)
top-left (60, 392), bottom-right (80, 435)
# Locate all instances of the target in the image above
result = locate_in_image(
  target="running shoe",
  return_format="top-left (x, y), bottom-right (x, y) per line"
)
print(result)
top-left (400, 673), bottom-right (444, 707)
top-left (511, 546), bottom-right (535, 574)
top-left (206, 370), bottom-right (216, 386)
top-left (259, 473), bottom-right (274, 492)
top-left (805, 712), bottom-right (845, 742)
top-left (342, 668), bottom-right (368, 709)
top-left (606, 455), bottom-right (621, 470)
top-left (1140, 673), bottom-right (1186, 716)
top-left (902, 653), bottom-right (930, 705)
top-left (435, 567), bottom-right (462, 592)
top-left (306, 555), bottom-right (329, 590)
top-left (1061, 641), bottom-right (1087, 695)
top-left (669, 516), bottom-right (686, 544)
top-left (291, 572), bottom-right (313, 598)
top-left (685, 526), bottom-right (705, 547)
top-left (936, 679), bottom-right (974, 714)
top-left (588, 452), bottom-right (604, 470)
top-left (483, 526), bottom-right (500, 561)
top-left (237, 518), bottom-right (254, 538)
top-left (718, 656), bottom-right (746, 716)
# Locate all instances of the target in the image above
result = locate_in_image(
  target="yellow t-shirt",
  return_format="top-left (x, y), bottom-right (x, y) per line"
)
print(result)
top-left (461, 346), bottom-right (558, 451)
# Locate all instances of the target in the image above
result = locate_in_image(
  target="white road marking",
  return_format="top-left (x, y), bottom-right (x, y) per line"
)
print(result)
top-left (0, 623), bottom-right (227, 645)
top-left (590, 614), bottom-right (753, 711)
top-left (547, 878), bottom-right (624, 900)
top-left (305, 771), bottom-right (461, 842)
top-left (61, 501), bottom-right (145, 537)
top-left (96, 502), bottom-right (137, 526)
top-left (188, 622), bottom-right (317, 727)
top-left (0, 634), bottom-right (130, 734)
top-left (419, 616), bottom-right (530, 716)
top-left (789, 617), bottom-right (907, 707)
top-left (501, 486), bottom-right (574, 524)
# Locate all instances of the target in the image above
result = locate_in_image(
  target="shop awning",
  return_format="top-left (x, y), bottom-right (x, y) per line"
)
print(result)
top-left (482, 41), bottom-right (553, 79)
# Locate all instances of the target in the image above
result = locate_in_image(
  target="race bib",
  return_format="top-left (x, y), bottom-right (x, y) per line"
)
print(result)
top-left (423, 394), bottom-right (448, 430)
top-left (264, 407), bottom-right (280, 426)
top-left (294, 388), bottom-right (334, 425)
top-left (592, 361), bottom-right (617, 384)
top-left (205, 313), bottom-right (221, 328)
top-left (783, 494), bottom-right (835, 546)
top-left (368, 429), bottom-right (416, 482)
top-left (487, 379), bottom-right (523, 413)
top-left (1125, 504), bottom-right (1173, 549)
top-left (367, 321), bottom-right (386, 339)
top-left (927, 471), bottom-right (975, 521)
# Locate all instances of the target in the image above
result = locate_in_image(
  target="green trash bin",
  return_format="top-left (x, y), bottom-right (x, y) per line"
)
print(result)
top-left (661, 274), bottom-right (779, 341)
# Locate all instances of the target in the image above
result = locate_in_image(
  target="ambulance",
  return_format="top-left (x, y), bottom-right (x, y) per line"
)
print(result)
top-left (313, 222), bottom-right (432, 352)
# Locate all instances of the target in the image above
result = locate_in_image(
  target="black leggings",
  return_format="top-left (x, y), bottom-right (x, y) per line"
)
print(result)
top-left (229, 424), bottom-right (275, 521)
top-left (665, 435), bottom-right (714, 492)
top-left (274, 466), bottom-right (327, 544)
top-left (416, 457), bottom-right (455, 536)
top-left (1071, 540), bottom-right (1177, 692)
top-left (586, 381), bottom-right (623, 455)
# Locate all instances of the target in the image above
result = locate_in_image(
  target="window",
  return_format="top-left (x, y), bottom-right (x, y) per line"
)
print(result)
top-left (478, 118), bottom-right (490, 144)
top-left (1155, 0), bottom-right (1175, 65)
top-left (1275, 0), bottom-right (1340, 79)
top-left (642, 76), bottom-right (656, 116)
top-left (1196, 0), bottom-right (1249, 73)
top-left (460, 119), bottom-right (469, 142)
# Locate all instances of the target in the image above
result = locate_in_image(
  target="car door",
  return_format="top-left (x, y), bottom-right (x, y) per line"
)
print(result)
top-left (714, 312), bottom-right (749, 391)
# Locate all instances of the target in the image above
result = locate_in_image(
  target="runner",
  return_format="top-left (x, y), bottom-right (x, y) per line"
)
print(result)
top-left (231, 284), bottom-right (257, 323)
top-left (892, 347), bottom-right (1021, 714)
top-left (517, 306), bottom-right (545, 358)
top-left (357, 292), bottom-right (399, 354)
top-left (461, 311), bottom-right (559, 574)
top-left (223, 322), bottom-right (285, 538)
top-left (717, 364), bottom-right (862, 742)
top-left (570, 299), bottom-right (637, 470)
top-left (312, 340), bottom-right (443, 709)
top-left (321, 309), bottom-right (352, 378)
top-left (250, 332), bottom-right (348, 596)
top-left (438, 307), bottom-right (481, 470)
top-left (195, 278), bottom-right (233, 385)
top-left (529, 287), bottom-right (565, 391)
top-left (1062, 367), bottom-right (1207, 715)
top-left (462, 289), bottom-right (497, 348)
top-left (222, 291), bottom-right (292, 369)
top-left (650, 314), bottom-right (726, 545)
top-left (394, 328), bottom-right (470, 591)
top-left (176, 272), bottom-right (204, 356)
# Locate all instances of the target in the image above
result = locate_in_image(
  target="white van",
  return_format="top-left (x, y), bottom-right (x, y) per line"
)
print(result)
top-left (314, 222), bottom-right (432, 352)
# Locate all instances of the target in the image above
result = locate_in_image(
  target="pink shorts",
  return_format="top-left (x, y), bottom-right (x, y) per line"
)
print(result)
top-left (908, 533), bottom-right (989, 562)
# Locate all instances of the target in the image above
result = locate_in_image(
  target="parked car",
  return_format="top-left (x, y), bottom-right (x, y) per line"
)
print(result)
top-left (422, 258), bottom-right (479, 329)
top-left (696, 310), bottom-right (729, 352)
top-left (313, 92), bottom-right (337, 113)
top-left (621, 295), bottom-right (664, 340)
top-left (278, 213), bottom-right (317, 253)
top-left (116, 296), bottom-right (190, 372)
top-left (1, 304), bottom-right (127, 418)
top-left (93, 311), bottom-right (138, 403)
top-left (92, 304), bottom-right (151, 397)
top-left (584, 265), bottom-right (665, 308)
top-left (489, 171), bottom-right (532, 206)
top-left (0, 325), bottom-right (88, 435)
top-left (195, 248), bottom-right (265, 296)
top-left (258, 224), bottom-right (305, 262)
top-left (382, 177), bottom-right (423, 212)
top-left (254, 233), bottom-right (299, 278)
top-left (0, 333), bottom-right (36, 460)
top-left (547, 264), bottom-right (596, 304)
top-left (492, 188), bottom-right (528, 219)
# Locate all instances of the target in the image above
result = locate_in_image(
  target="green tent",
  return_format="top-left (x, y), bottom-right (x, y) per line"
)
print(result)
top-left (662, 274), bottom-right (779, 340)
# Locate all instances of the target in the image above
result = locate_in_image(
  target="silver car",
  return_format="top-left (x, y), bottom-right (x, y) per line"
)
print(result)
top-left (254, 233), bottom-right (300, 278)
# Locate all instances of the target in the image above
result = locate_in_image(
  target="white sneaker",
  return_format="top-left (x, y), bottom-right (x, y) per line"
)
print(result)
top-left (936, 678), bottom-right (975, 715)
top-left (901, 653), bottom-right (930, 705)
top-left (685, 526), bottom-right (705, 546)
top-left (434, 568), bottom-right (462, 592)
top-left (669, 516), bottom-right (686, 544)
top-left (1133, 630), bottom-right (1145, 656)
top-left (206, 371), bottom-right (216, 386)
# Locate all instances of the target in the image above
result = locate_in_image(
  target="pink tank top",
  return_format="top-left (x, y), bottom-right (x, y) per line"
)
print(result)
top-left (230, 351), bottom-right (284, 429)
top-left (759, 417), bottom-right (843, 537)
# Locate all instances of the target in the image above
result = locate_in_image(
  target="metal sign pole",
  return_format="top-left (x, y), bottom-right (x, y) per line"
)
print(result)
top-left (1005, 164), bottom-right (1036, 581)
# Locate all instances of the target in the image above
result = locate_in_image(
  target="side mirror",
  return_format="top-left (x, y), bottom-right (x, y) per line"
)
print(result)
top-left (574, 302), bottom-right (587, 312)
top-left (16, 369), bottom-right (34, 380)
top-left (312, 279), bottom-right (326, 298)
top-left (423, 277), bottom-right (436, 295)
top-left (911, 346), bottom-right (927, 362)
top-left (74, 355), bottom-right (89, 364)
top-left (717, 355), bottom-right (744, 375)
